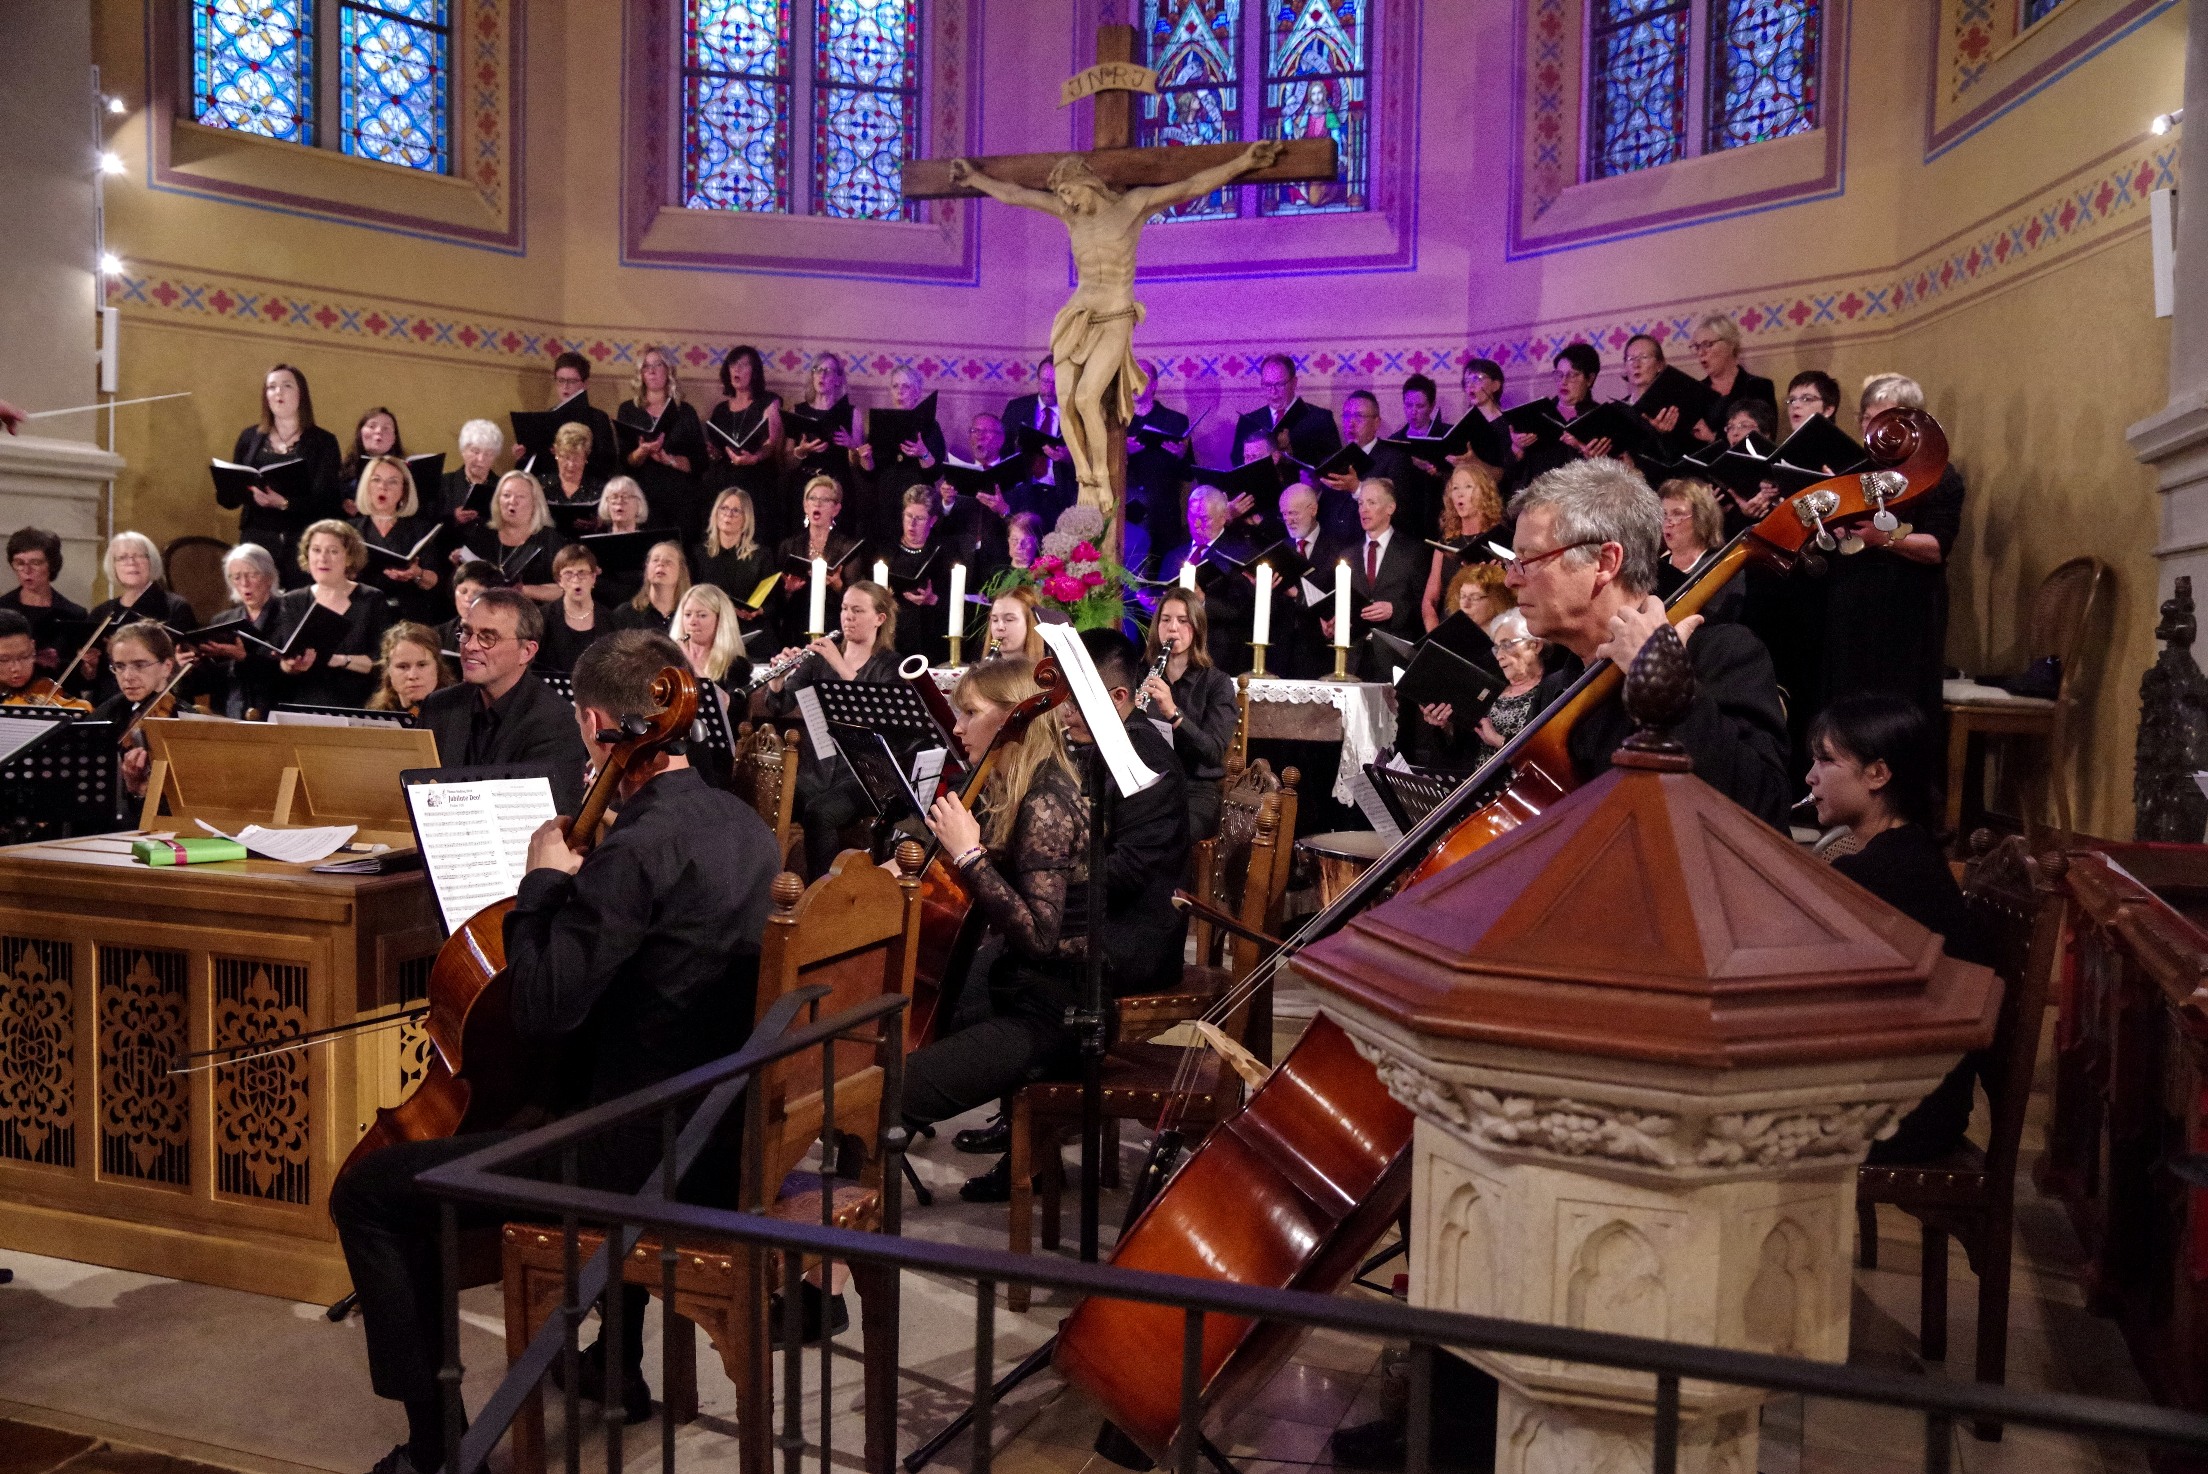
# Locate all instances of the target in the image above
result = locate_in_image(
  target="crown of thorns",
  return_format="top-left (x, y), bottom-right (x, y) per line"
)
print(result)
top-left (1047, 156), bottom-right (1110, 192)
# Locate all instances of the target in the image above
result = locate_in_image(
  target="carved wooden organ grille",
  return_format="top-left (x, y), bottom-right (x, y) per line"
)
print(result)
top-left (394, 953), bottom-right (435, 1098)
top-left (0, 936), bottom-right (76, 1168)
top-left (97, 947), bottom-right (191, 1186)
top-left (213, 958), bottom-right (314, 1204)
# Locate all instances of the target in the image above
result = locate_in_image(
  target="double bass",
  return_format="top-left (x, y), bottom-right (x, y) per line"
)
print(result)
top-left (1053, 408), bottom-right (1951, 1460)
top-left (334, 666), bottom-right (700, 1178)
top-left (899, 652), bottom-right (1069, 1047)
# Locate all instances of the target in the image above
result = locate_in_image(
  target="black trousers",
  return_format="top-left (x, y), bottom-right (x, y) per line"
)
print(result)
top-left (796, 762), bottom-right (869, 878)
top-left (901, 958), bottom-right (1081, 1128)
top-left (329, 1133), bottom-right (646, 1405)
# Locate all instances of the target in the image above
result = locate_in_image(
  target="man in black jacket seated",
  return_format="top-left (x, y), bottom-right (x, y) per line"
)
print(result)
top-left (330, 629), bottom-right (780, 1474)
top-left (418, 588), bottom-right (590, 814)
top-left (1506, 458), bottom-right (1791, 828)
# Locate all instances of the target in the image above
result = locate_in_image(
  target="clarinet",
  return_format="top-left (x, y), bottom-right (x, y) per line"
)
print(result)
top-left (1135, 649), bottom-right (1171, 712)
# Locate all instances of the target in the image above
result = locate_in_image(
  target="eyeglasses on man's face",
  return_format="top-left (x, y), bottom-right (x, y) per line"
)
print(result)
top-left (457, 626), bottom-right (510, 650)
top-left (1501, 538), bottom-right (1601, 582)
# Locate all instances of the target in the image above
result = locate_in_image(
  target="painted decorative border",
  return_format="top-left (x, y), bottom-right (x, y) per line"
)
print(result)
top-left (143, 0), bottom-right (524, 252)
top-left (618, 0), bottom-right (980, 283)
top-left (1509, 0), bottom-right (1848, 258)
top-left (107, 137), bottom-right (2175, 393)
top-left (1078, 0), bottom-right (1424, 280)
top-left (1929, 0), bottom-right (2174, 159)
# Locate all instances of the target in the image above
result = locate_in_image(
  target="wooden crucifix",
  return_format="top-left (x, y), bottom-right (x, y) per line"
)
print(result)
top-left (903, 24), bottom-right (1338, 532)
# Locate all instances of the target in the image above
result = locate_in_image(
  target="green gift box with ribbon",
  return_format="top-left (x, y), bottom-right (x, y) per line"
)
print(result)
top-left (131, 836), bottom-right (249, 867)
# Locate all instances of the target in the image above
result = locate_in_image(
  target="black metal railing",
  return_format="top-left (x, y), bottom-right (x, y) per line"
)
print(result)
top-left (417, 991), bottom-right (2208, 1474)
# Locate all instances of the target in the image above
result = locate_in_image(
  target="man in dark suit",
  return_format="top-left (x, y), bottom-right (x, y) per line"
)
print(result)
top-left (1272, 482), bottom-right (1334, 679)
top-left (1232, 353), bottom-right (1340, 468)
top-left (1163, 487), bottom-right (1252, 674)
top-left (1125, 361), bottom-right (1192, 561)
top-left (1321, 390), bottom-right (1423, 539)
top-left (1002, 358), bottom-right (1077, 505)
top-left (418, 588), bottom-right (590, 814)
top-left (1319, 478), bottom-right (1423, 677)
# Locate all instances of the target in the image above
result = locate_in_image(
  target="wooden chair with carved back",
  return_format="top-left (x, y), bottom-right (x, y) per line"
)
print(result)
top-left (501, 847), bottom-right (923, 1474)
top-left (1001, 789), bottom-right (1291, 1311)
top-left (728, 723), bottom-right (802, 874)
top-left (1854, 834), bottom-right (2062, 1440)
top-left (1185, 676), bottom-right (1258, 963)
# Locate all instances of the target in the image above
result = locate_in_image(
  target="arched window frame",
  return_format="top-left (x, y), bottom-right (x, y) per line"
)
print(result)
top-left (1583, 0), bottom-right (1824, 183)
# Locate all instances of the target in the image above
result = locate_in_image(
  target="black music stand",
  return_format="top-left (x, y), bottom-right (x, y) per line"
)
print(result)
top-left (1366, 761), bottom-right (1463, 832)
top-left (0, 709), bottom-right (119, 838)
top-left (536, 670), bottom-right (574, 703)
top-left (809, 678), bottom-right (949, 748)
top-left (691, 683), bottom-right (734, 757)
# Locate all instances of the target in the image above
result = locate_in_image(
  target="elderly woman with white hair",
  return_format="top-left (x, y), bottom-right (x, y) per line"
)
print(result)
top-left (1815, 373), bottom-right (1961, 729)
top-left (193, 543), bottom-right (284, 717)
top-left (1687, 313), bottom-right (1778, 444)
top-left (439, 417), bottom-right (504, 523)
top-left (81, 531), bottom-right (197, 703)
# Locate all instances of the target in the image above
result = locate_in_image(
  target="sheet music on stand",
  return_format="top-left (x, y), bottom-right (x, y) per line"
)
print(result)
top-left (829, 724), bottom-right (928, 824)
top-left (399, 764), bottom-right (560, 936)
top-left (0, 707), bottom-right (118, 830)
top-left (271, 704), bottom-right (418, 728)
top-left (1365, 760), bottom-right (1461, 832)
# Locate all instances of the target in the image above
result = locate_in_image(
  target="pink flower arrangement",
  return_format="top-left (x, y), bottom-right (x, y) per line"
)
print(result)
top-left (982, 508), bottom-right (1136, 631)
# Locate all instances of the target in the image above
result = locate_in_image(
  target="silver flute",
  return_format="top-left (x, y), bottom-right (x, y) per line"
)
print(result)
top-left (748, 632), bottom-right (840, 691)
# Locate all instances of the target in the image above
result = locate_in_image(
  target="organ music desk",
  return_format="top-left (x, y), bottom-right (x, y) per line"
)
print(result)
top-left (0, 720), bottom-right (442, 1303)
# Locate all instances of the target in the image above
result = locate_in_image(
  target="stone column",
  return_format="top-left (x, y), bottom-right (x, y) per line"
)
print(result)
top-left (2132, 4), bottom-right (2208, 593)
top-left (0, 434), bottom-right (120, 606)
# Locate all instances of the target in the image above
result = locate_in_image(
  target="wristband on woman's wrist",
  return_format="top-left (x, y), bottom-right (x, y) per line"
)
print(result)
top-left (954, 844), bottom-right (987, 871)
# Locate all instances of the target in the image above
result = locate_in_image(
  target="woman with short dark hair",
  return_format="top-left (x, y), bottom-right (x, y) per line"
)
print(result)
top-left (1, 527), bottom-right (87, 673)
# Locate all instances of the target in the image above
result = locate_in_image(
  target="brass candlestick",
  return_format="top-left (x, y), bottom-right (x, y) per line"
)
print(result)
top-left (1249, 642), bottom-right (1271, 679)
top-left (948, 633), bottom-right (964, 668)
top-left (1327, 644), bottom-right (1354, 682)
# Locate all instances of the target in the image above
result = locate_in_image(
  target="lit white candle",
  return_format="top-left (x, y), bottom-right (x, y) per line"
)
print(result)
top-left (1334, 559), bottom-right (1352, 647)
top-left (872, 558), bottom-right (889, 587)
top-left (1179, 559), bottom-right (1198, 591)
top-left (1252, 562), bottom-right (1274, 647)
top-left (947, 561), bottom-right (966, 639)
top-left (808, 556), bottom-right (828, 633)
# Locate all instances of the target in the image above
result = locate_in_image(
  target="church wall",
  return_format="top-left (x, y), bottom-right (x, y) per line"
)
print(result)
top-left (76, 0), bottom-right (2179, 833)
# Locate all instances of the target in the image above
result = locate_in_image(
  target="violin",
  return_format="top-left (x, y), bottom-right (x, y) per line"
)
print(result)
top-left (1, 678), bottom-right (93, 713)
top-left (902, 654), bottom-right (1068, 1048)
top-left (333, 666), bottom-right (700, 1183)
top-left (1051, 409), bottom-right (1953, 1463)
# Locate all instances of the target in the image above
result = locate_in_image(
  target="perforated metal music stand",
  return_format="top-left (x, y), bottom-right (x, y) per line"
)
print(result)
top-left (0, 709), bottom-right (120, 834)
top-left (810, 679), bottom-right (950, 747)
top-left (1365, 761), bottom-right (1461, 832)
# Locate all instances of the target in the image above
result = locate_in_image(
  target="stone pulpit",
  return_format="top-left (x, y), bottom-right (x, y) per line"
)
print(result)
top-left (1296, 638), bottom-right (2001, 1472)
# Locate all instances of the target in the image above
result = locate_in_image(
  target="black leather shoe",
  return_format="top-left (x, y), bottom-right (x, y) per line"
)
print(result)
top-left (1330, 1416), bottom-right (1407, 1470)
top-left (547, 1341), bottom-right (654, 1425)
top-left (767, 1281), bottom-right (851, 1344)
top-left (955, 1117), bottom-right (1011, 1154)
top-left (958, 1154), bottom-right (1030, 1203)
top-left (367, 1446), bottom-right (431, 1474)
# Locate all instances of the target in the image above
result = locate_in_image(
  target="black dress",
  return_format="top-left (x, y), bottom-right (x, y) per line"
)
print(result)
top-left (702, 394), bottom-right (786, 545)
top-left (617, 399), bottom-right (709, 547)
top-left (886, 536), bottom-right (950, 666)
top-left (1818, 465), bottom-right (1964, 731)
top-left (1692, 369), bottom-right (1779, 441)
top-left (770, 530), bottom-right (865, 647)
top-left (84, 583), bottom-right (200, 705)
top-left (534, 598), bottom-right (612, 674)
top-left (354, 513), bottom-right (447, 626)
top-left (783, 397), bottom-right (859, 532)
top-left (269, 585), bottom-right (392, 709)
top-left (437, 468), bottom-right (495, 523)
top-left (465, 525), bottom-right (567, 587)
top-left (1832, 824), bottom-right (1993, 1163)
top-left (861, 418), bottom-right (947, 544)
top-left (225, 424), bottom-right (344, 581)
top-left (689, 542), bottom-right (775, 653)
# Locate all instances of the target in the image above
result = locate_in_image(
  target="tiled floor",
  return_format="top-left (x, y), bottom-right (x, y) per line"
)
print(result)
top-left (0, 1024), bottom-right (2171, 1474)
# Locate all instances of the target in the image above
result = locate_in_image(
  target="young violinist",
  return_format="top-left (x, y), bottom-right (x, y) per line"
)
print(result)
top-left (94, 620), bottom-right (190, 803)
top-left (901, 655), bottom-right (1092, 1202)
top-left (762, 580), bottom-right (903, 876)
top-left (1502, 459), bottom-right (1790, 825)
top-left (366, 623), bottom-right (455, 716)
top-left (1137, 587), bottom-right (1238, 842)
top-left (0, 609), bottom-right (92, 710)
top-left (2, 527), bottom-right (88, 673)
top-left (331, 627), bottom-right (780, 1474)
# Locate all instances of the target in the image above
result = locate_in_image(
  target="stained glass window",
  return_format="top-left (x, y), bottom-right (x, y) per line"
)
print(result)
top-left (813, 0), bottom-right (920, 219)
top-left (1706, 0), bottom-right (1818, 151)
top-left (1137, 0), bottom-right (1244, 222)
top-left (1588, 0), bottom-right (1691, 179)
top-left (192, 0), bottom-right (315, 145)
top-left (2022, 0), bottom-right (2066, 24)
top-left (684, 0), bottom-right (794, 212)
top-left (339, 1), bottom-right (451, 172)
top-left (1260, 0), bottom-right (1369, 216)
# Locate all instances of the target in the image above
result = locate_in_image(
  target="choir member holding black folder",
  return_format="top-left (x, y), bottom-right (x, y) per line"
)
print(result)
top-left (886, 486), bottom-right (949, 665)
top-left (702, 345), bottom-right (785, 544)
top-left (182, 543), bottom-right (282, 718)
top-left (1687, 314), bottom-right (1778, 443)
top-left (268, 520), bottom-right (392, 709)
top-left (541, 421), bottom-right (605, 525)
top-left (511, 352), bottom-right (616, 478)
top-left (690, 487), bottom-right (776, 632)
top-left (220, 363), bottom-right (343, 582)
top-left (613, 346), bottom-right (706, 545)
top-left (855, 366), bottom-right (945, 542)
top-left (1419, 463), bottom-right (1505, 630)
top-left (463, 470), bottom-right (565, 600)
top-left (1622, 334), bottom-right (1715, 460)
top-left (1126, 364), bottom-right (1194, 556)
top-left (581, 477), bottom-right (657, 608)
top-left (352, 454), bottom-right (447, 626)
top-left (439, 419), bottom-right (504, 524)
top-left (773, 475), bottom-right (865, 645)
top-left (534, 543), bottom-right (610, 675)
top-left (784, 352), bottom-right (862, 514)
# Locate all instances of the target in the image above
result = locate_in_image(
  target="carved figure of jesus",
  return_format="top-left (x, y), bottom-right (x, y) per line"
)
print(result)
top-left (947, 139), bottom-right (1285, 515)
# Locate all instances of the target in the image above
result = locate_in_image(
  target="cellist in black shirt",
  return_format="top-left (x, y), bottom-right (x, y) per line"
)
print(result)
top-left (330, 628), bottom-right (780, 1474)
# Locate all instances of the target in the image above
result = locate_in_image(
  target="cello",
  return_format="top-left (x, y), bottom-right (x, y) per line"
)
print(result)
top-left (334, 666), bottom-right (701, 1179)
top-left (1053, 408), bottom-right (1951, 1460)
top-left (902, 653), bottom-right (1069, 1047)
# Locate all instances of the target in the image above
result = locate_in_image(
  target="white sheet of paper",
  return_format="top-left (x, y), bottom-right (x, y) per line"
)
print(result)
top-left (403, 777), bottom-right (559, 934)
top-left (196, 819), bottom-right (359, 864)
top-left (1347, 769), bottom-right (1404, 846)
top-left (1301, 575), bottom-right (1327, 605)
top-left (793, 687), bottom-right (835, 763)
top-left (0, 717), bottom-right (59, 766)
top-left (910, 747), bottom-right (947, 810)
top-left (1034, 622), bottom-right (1161, 800)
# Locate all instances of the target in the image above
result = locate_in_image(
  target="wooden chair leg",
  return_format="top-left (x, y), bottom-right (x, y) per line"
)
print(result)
top-left (1008, 1093), bottom-right (1035, 1314)
top-left (1944, 720), bottom-right (1972, 835)
top-left (1857, 1198), bottom-right (1879, 1270)
top-left (1920, 1223), bottom-right (1949, 1363)
top-left (503, 1245), bottom-right (550, 1474)
top-left (1972, 1214), bottom-right (2014, 1441)
top-left (1039, 1132), bottom-right (1064, 1253)
top-left (660, 1306), bottom-right (699, 1426)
